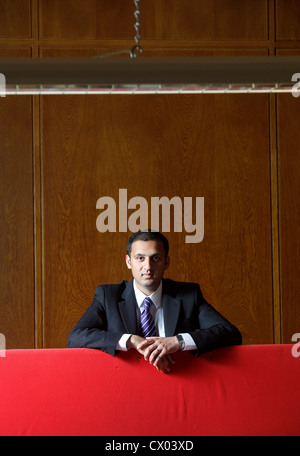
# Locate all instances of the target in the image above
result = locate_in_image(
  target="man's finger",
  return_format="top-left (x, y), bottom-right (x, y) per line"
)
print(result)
top-left (137, 339), bottom-right (155, 350)
top-left (155, 355), bottom-right (172, 373)
top-left (149, 346), bottom-right (164, 364)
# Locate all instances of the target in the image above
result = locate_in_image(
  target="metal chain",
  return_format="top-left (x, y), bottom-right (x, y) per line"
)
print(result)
top-left (93, 0), bottom-right (143, 59)
top-left (130, 0), bottom-right (143, 58)
top-left (134, 0), bottom-right (141, 46)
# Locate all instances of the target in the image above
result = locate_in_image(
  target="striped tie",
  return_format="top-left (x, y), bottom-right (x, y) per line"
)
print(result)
top-left (140, 297), bottom-right (157, 338)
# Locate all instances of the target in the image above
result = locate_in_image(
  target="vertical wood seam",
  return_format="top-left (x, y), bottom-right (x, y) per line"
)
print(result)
top-left (32, 0), bottom-right (43, 348)
top-left (269, 1), bottom-right (281, 344)
top-left (268, 0), bottom-right (276, 55)
top-left (269, 95), bottom-right (281, 344)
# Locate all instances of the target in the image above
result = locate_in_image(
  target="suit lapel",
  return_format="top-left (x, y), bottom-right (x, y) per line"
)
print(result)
top-left (162, 280), bottom-right (181, 336)
top-left (118, 280), bottom-right (138, 334)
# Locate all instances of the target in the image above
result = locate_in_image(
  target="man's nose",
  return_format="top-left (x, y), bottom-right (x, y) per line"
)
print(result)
top-left (144, 257), bottom-right (151, 270)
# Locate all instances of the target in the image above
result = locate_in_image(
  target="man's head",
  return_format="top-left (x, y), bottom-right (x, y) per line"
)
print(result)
top-left (126, 230), bottom-right (169, 257)
top-left (125, 230), bottom-right (170, 295)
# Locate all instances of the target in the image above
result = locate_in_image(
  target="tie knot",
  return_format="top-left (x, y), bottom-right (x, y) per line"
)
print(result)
top-left (143, 296), bottom-right (154, 310)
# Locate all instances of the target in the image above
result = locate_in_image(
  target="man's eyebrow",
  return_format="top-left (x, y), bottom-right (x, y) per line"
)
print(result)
top-left (134, 252), bottom-right (162, 257)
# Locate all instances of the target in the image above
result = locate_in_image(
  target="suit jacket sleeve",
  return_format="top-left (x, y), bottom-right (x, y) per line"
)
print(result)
top-left (67, 285), bottom-right (124, 356)
top-left (187, 284), bottom-right (242, 356)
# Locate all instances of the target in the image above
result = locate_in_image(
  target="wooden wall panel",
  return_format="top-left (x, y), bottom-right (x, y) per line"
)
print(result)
top-left (276, 0), bottom-right (300, 40)
top-left (277, 95), bottom-right (300, 344)
top-left (276, 49), bottom-right (300, 343)
top-left (39, 0), bottom-right (268, 42)
top-left (1, 0), bottom-right (299, 349)
top-left (0, 0), bottom-right (32, 38)
top-left (0, 47), bottom-right (34, 349)
top-left (139, 0), bottom-right (269, 41)
top-left (41, 93), bottom-right (272, 348)
top-left (0, 96), bottom-right (34, 348)
top-left (0, 47), bottom-right (31, 57)
top-left (38, 0), bottom-right (132, 41)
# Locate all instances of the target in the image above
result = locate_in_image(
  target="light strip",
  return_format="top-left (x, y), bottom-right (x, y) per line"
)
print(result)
top-left (2, 83), bottom-right (299, 95)
top-left (0, 56), bottom-right (299, 95)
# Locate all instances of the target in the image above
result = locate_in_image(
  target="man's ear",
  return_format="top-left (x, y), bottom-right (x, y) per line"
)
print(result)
top-left (165, 256), bottom-right (170, 270)
top-left (125, 255), bottom-right (132, 269)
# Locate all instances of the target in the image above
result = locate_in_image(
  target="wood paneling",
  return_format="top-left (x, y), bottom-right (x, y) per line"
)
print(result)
top-left (0, 0), bottom-right (31, 39)
top-left (140, 0), bottom-right (269, 42)
top-left (39, 0), bottom-right (132, 41)
top-left (0, 96), bottom-right (34, 348)
top-left (39, 0), bottom-right (268, 42)
top-left (276, 0), bottom-right (300, 40)
top-left (0, 47), bottom-right (31, 57)
top-left (277, 95), bottom-right (300, 344)
top-left (1, 0), bottom-right (300, 349)
top-left (0, 47), bottom-right (34, 349)
top-left (41, 94), bottom-right (272, 347)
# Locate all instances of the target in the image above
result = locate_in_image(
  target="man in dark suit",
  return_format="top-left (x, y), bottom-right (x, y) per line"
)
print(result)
top-left (68, 230), bottom-right (242, 372)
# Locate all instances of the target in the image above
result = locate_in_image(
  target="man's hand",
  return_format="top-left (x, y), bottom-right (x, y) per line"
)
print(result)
top-left (127, 335), bottom-right (177, 373)
top-left (137, 336), bottom-right (180, 371)
top-left (126, 335), bottom-right (146, 354)
top-left (154, 353), bottom-right (176, 373)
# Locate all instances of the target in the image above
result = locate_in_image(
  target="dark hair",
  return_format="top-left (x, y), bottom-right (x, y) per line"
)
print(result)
top-left (126, 230), bottom-right (169, 257)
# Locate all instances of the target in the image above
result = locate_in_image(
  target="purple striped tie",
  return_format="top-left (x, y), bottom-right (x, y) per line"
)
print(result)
top-left (140, 297), bottom-right (157, 338)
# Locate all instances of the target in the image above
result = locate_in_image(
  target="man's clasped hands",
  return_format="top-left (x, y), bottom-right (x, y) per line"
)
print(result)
top-left (127, 334), bottom-right (182, 373)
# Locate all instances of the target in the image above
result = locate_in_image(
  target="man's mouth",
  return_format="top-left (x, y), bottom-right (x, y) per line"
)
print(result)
top-left (142, 273), bottom-right (154, 279)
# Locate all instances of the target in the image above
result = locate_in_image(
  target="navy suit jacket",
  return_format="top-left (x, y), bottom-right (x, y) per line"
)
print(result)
top-left (68, 278), bottom-right (242, 356)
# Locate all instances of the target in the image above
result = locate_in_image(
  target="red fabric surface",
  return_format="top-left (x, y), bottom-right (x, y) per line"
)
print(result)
top-left (0, 345), bottom-right (299, 436)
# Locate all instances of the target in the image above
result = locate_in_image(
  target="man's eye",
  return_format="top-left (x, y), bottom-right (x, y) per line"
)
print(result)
top-left (137, 256), bottom-right (144, 261)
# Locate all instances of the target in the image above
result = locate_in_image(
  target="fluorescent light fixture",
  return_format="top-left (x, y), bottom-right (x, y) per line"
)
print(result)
top-left (0, 56), bottom-right (299, 95)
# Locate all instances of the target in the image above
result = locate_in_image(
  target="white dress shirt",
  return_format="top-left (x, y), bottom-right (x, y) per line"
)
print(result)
top-left (117, 280), bottom-right (196, 351)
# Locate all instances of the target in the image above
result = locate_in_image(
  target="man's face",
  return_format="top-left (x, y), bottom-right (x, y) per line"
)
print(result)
top-left (126, 240), bottom-right (170, 295)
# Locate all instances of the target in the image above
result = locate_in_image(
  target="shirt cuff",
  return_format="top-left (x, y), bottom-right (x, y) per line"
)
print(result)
top-left (116, 334), bottom-right (132, 351)
top-left (179, 333), bottom-right (197, 351)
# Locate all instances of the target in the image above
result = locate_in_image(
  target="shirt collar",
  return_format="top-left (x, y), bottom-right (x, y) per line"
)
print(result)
top-left (133, 279), bottom-right (162, 310)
